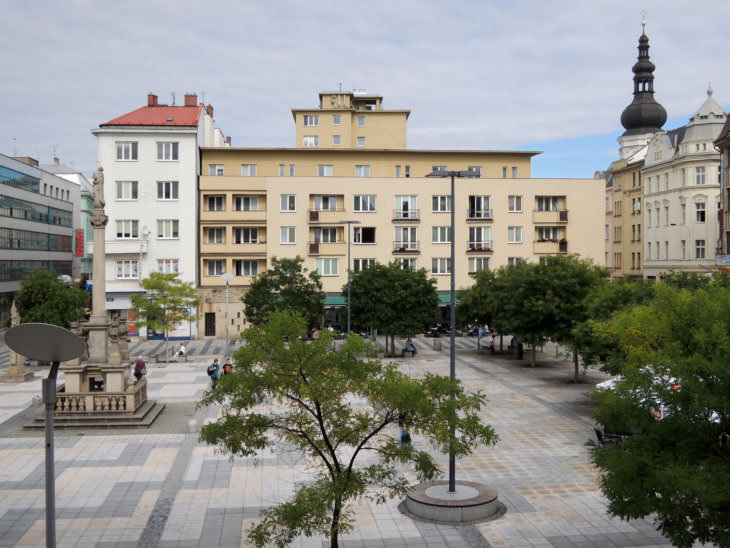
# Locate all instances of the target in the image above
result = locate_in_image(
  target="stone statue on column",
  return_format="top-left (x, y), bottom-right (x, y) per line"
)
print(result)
top-left (92, 166), bottom-right (105, 209)
top-left (1, 300), bottom-right (34, 382)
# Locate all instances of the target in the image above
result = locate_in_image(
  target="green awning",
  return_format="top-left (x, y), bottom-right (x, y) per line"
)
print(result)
top-left (438, 292), bottom-right (460, 305)
top-left (324, 295), bottom-right (346, 306)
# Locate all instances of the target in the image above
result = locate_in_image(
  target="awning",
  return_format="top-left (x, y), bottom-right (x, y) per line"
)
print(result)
top-left (438, 292), bottom-right (460, 305)
top-left (324, 295), bottom-right (346, 306)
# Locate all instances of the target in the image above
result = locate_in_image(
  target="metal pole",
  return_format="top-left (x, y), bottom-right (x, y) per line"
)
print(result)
top-left (347, 223), bottom-right (352, 334)
top-left (449, 173), bottom-right (456, 493)
top-left (225, 280), bottom-right (230, 346)
top-left (43, 362), bottom-right (60, 548)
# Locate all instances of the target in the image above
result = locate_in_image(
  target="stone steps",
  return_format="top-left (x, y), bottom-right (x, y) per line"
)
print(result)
top-left (23, 400), bottom-right (165, 429)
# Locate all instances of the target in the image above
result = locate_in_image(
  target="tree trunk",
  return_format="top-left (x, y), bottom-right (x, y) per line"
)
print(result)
top-left (531, 346), bottom-right (536, 367)
top-left (330, 501), bottom-right (341, 548)
top-left (573, 350), bottom-right (579, 383)
top-left (499, 333), bottom-right (503, 353)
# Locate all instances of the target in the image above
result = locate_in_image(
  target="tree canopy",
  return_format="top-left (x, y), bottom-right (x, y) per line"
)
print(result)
top-left (200, 311), bottom-right (497, 548)
top-left (346, 262), bottom-right (439, 355)
top-left (243, 256), bottom-right (325, 328)
top-left (591, 283), bottom-right (730, 547)
top-left (15, 270), bottom-right (88, 328)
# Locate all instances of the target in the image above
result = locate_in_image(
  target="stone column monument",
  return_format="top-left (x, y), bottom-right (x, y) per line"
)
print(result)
top-left (0, 301), bottom-right (34, 382)
top-left (86, 166), bottom-right (110, 365)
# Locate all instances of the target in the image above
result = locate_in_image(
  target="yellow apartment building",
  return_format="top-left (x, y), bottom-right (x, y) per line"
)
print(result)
top-left (197, 91), bottom-right (604, 337)
top-left (608, 158), bottom-right (645, 278)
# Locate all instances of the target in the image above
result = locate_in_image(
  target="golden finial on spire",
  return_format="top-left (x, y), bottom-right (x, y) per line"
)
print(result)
top-left (640, 9), bottom-right (647, 31)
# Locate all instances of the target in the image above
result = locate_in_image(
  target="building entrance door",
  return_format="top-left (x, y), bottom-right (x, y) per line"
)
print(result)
top-left (205, 313), bottom-right (216, 337)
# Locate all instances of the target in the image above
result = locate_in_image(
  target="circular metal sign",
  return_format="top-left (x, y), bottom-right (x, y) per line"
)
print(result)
top-left (5, 323), bottom-right (85, 363)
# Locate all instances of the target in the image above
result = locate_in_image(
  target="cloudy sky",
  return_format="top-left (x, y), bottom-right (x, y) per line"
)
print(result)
top-left (3, 0), bottom-right (729, 179)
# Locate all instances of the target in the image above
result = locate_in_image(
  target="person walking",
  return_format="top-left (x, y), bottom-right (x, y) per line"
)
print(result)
top-left (207, 358), bottom-right (221, 387)
top-left (222, 358), bottom-right (233, 375)
top-left (133, 356), bottom-right (146, 384)
top-left (398, 413), bottom-right (412, 450)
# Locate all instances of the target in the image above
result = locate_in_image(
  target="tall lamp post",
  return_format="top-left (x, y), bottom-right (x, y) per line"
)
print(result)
top-left (426, 167), bottom-right (476, 492)
top-left (338, 220), bottom-right (360, 333)
top-left (220, 272), bottom-right (235, 347)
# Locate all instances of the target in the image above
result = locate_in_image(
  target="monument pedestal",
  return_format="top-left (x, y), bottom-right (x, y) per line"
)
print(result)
top-left (403, 480), bottom-right (503, 524)
top-left (0, 363), bottom-right (34, 383)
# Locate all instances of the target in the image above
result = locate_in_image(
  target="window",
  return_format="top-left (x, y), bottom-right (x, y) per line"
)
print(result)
top-left (537, 227), bottom-right (560, 241)
top-left (354, 195), bottom-right (376, 212)
top-left (303, 115), bottom-right (319, 127)
top-left (395, 226), bottom-right (417, 249)
top-left (655, 241), bottom-right (660, 259)
top-left (536, 196), bottom-right (560, 211)
top-left (157, 142), bottom-right (179, 161)
top-left (648, 242), bottom-right (652, 258)
top-left (289, 164), bottom-right (295, 176)
top-left (432, 258), bottom-right (451, 275)
top-left (696, 202), bottom-right (706, 222)
top-left (398, 258), bottom-right (417, 269)
top-left (234, 260), bottom-right (258, 276)
top-left (468, 195), bottom-right (491, 218)
top-left (158, 181), bottom-right (179, 200)
top-left (614, 226), bottom-right (622, 243)
top-left (432, 226), bottom-right (452, 243)
top-left (357, 116), bottom-right (365, 127)
top-left (280, 226), bottom-right (295, 244)
top-left (681, 240), bottom-right (686, 259)
top-left (116, 141), bottom-right (138, 161)
top-left (279, 164), bottom-right (285, 176)
top-left (333, 135), bottom-right (341, 146)
top-left (332, 115), bottom-right (341, 126)
top-left (157, 219), bottom-right (179, 239)
top-left (395, 165), bottom-right (401, 177)
top-left (116, 220), bottom-right (138, 239)
top-left (116, 181), bottom-right (138, 200)
top-left (206, 227), bottom-right (225, 244)
top-left (207, 195), bottom-right (224, 211)
top-left (637, 224), bottom-right (641, 241)
top-left (241, 164), bottom-right (258, 176)
top-left (508, 195), bottom-right (522, 213)
top-left (353, 258), bottom-right (376, 272)
top-left (318, 164), bottom-right (333, 177)
top-left (313, 195), bottom-right (338, 211)
top-left (208, 164), bottom-right (224, 176)
top-left (507, 226), bottom-right (523, 243)
top-left (405, 165), bottom-right (411, 178)
top-left (280, 194), bottom-right (296, 212)
top-left (502, 167), bottom-right (507, 178)
top-left (432, 195), bottom-right (452, 212)
top-left (353, 227), bottom-right (376, 244)
top-left (303, 136), bottom-right (319, 147)
top-left (512, 167), bottom-right (518, 178)
top-left (468, 257), bottom-right (490, 273)
top-left (663, 205), bottom-right (669, 225)
top-left (395, 195), bottom-right (417, 219)
top-left (468, 226), bottom-right (491, 248)
top-left (157, 259), bottom-right (179, 273)
top-left (647, 207), bottom-right (652, 227)
top-left (605, 224), bottom-right (609, 240)
top-left (664, 241), bottom-right (669, 259)
top-left (234, 195), bottom-right (259, 211)
top-left (468, 166), bottom-right (482, 178)
top-left (696, 167), bottom-right (706, 185)
top-left (696, 239), bottom-right (706, 259)
top-left (357, 136), bottom-right (366, 147)
top-left (116, 260), bottom-right (138, 279)
top-left (355, 165), bottom-right (370, 177)
top-left (206, 260), bottom-right (224, 276)
top-left (234, 227), bottom-right (259, 244)
top-left (507, 257), bottom-right (524, 266)
top-left (316, 258), bottom-right (339, 276)
top-left (314, 227), bottom-right (338, 243)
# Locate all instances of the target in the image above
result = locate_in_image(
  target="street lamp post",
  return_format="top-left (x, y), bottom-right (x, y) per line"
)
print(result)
top-left (338, 220), bottom-right (360, 334)
top-left (426, 167), bottom-right (476, 492)
top-left (220, 272), bottom-right (235, 346)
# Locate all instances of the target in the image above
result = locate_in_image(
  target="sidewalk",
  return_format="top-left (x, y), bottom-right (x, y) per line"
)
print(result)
top-left (0, 337), bottom-right (672, 547)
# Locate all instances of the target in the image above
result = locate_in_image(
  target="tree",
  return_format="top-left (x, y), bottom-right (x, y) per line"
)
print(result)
top-left (243, 256), bottom-right (325, 328)
top-left (347, 262), bottom-right (439, 356)
top-left (130, 272), bottom-right (199, 361)
top-left (15, 270), bottom-right (88, 328)
top-left (200, 311), bottom-right (497, 548)
top-left (591, 283), bottom-right (730, 547)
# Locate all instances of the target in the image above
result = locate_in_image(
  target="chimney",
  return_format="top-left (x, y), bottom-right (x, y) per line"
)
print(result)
top-left (184, 93), bottom-right (197, 107)
top-left (147, 93), bottom-right (158, 107)
top-left (225, 136), bottom-right (231, 145)
top-left (206, 105), bottom-right (214, 117)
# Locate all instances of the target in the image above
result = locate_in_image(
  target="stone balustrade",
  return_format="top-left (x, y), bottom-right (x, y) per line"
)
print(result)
top-left (55, 379), bottom-right (147, 415)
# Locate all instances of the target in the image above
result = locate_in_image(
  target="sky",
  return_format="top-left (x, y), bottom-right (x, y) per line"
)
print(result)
top-left (3, 0), bottom-right (730, 179)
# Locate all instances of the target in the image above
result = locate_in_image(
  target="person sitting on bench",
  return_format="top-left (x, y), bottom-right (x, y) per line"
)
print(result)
top-left (405, 340), bottom-right (417, 356)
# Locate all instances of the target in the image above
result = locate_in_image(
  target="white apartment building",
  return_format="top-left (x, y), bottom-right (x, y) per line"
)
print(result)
top-left (92, 93), bottom-right (228, 338)
top-left (643, 88), bottom-right (727, 279)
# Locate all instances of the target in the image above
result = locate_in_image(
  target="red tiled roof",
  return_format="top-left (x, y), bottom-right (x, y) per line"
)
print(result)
top-left (100, 105), bottom-right (202, 127)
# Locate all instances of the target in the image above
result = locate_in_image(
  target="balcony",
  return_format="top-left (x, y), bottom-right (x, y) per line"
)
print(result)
top-left (466, 209), bottom-right (493, 221)
top-left (393, 209), bottom-right (420, 222)
top-left (308, 209), bottom-right (346, 224)
top-left (90, 240), bottom-right (148, 255)
top-left (393, 240), bottom-right (420, 253)
top-left (307, 241), bottom-right (346, 256)
top-left (533, 210), bottom-right (568, 224)
top-left (466, 241), bottom-right (493, 253)
top-left (533, 239), bottom-right (568, 254)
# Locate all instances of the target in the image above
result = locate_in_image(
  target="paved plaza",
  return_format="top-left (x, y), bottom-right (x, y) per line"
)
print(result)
top-left (0, 335), bottom-right (673, 547)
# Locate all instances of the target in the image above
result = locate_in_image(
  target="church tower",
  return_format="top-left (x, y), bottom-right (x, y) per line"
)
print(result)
top-left (618, 22), bottom-right (667, 159)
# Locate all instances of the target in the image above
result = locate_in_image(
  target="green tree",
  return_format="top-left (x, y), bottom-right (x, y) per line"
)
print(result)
top-left (243, 256), bottom-right (325, 328)
top-left (200, 311), bottom-right (497, 548)
top-left (15, 270), bottom-right (88, 328)
top-left (131, 272), bottom-right (199, 361)
top-left (591, 283), bottom-right (730, 547)
top-left (347, 262), bottom-right (439, 356)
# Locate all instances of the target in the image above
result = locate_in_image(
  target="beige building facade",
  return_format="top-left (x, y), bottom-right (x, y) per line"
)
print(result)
top-left (197, 92), bottom-right (604, 337)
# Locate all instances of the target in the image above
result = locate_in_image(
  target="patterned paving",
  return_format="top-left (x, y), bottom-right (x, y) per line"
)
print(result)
top-left (0, 334), bottom-right (673, 547)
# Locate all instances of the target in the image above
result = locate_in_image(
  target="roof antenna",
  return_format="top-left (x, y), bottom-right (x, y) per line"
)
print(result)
top-left (171, 92), bottom-right (176, 105)
top-left (201, 91), bottom-right (206, 103)
top-left (338, 82), bottom-right (342, 92)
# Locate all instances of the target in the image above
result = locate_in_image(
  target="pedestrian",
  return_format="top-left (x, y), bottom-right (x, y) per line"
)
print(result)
top-left (174, 343), bottom-right (186, 358)
top-left (222, 358), bottom-right (233, 375)
top-left (207, 358), bottom-right (221, 387)
top-left (133, 356), bottom-right (146, 384)
top-left (398, 413), bottom-right (412, 450)
top-left (489, 336), bottom-right (495, 355)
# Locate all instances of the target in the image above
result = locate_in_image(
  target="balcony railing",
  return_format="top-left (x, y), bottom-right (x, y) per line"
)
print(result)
top-left (308, 208), bottom-right (345, 222)
top-left (308, 241), bottom-right (345, 255)
top-left (533, 239), bottom-right (568, 254)
top-left (393, 240), bottom-right (419, 253)
top-left (533, 209), bottom-right (569, 223)
top-left (467, 241), bottom-right (493, 252)
top-left (393, 208), bottom-right (419, 221)
top-left (466, 209), bottom-right (493, 221)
